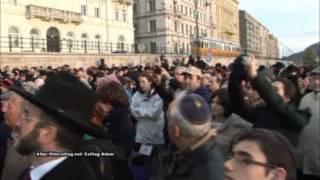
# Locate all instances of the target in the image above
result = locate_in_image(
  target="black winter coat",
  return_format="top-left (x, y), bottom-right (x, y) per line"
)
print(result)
top-left (167, 138), bottom-right (224, 180)
top-left (228, 71), bottom-right (310, 146)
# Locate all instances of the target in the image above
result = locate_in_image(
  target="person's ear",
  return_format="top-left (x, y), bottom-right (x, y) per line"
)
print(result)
top-left (266, 167), bottom-right (287, 180)
top-left (168, 124), bottom-right (180, 139)
top-left (38, 125), bottom-right (58, 146)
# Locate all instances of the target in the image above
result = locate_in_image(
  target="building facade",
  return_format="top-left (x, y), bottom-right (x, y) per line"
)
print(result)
top-left (239, 10), bottom-right (279, 58)
top-left (0, 0), bottom-right (134, 53)
top-left (268, 34), bottom-right (279, 59)
top-left (133, 0), bottom-right (240, 55)
top-left (134, 0), bottom-right (214, 55)
top-left (213, 0), bottom-right (239, 44)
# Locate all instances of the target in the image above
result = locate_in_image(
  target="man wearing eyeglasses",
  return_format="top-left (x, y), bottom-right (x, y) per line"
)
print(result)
top-left (224, 129), bottom-right (296, 180)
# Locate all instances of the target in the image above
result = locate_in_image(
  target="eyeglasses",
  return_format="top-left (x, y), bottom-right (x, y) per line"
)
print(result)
top-left (227, 151), bottom-right (278, 169)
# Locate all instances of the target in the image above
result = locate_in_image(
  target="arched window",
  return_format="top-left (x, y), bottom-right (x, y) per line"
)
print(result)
top-left (66, 32), bottom-right (74, 49)
top-left (30, 28), bottom-right (40, 48)
top-left (95, 34), bottom-right (101, 50)
top-left (81, 33), bottom-right (88, 49)
top-left (8, 26), bottom-right (19, 47)
top-left (117, 35), bottom-right (125, 51)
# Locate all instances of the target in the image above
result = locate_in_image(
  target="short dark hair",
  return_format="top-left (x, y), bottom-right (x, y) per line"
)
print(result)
top-left (211, 88), bottom-right (232, 118)
top-left (96, 81), bottom-right (129, 108)
top-left (273, 78), bottom-right (297, 103)
top-left (229, 129), bottom-right (296, 180)
top-left (139, 72), bottom-right (156, 88)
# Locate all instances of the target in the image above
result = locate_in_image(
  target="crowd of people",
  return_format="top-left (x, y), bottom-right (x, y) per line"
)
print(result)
top-left (0, 55), bottom-right (319, 180)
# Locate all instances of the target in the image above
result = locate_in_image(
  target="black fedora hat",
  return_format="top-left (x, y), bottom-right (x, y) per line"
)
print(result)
top-left (10, 71), bottom-right (107, 138)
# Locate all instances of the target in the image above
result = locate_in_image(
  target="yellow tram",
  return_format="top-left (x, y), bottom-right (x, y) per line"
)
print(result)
top-left (191, 37), bottom-right (241, 57)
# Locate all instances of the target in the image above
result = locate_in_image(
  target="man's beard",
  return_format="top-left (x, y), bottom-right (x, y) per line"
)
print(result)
top-left (14, 127), bottom-right (41, 156)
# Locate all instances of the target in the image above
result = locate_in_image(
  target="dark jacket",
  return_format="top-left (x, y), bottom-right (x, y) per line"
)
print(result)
top-left (228, 71), bottom-right (310, 146)
top-left (167, 138), bottom-right (224, 180)
top-left (104, 107), bottom-right (135, 157)
top-left (30, 157), bottom-right (102, 180)
top-left (156, 78), bottom-right (183, 110)
top-left (0, 121), bottom-right (10, 178)
top-left (35, 139), bottom-right (133, 180)
top-left (193, 86), bottom-right (212, 103)
top-left (35, 156), bottom-right (132, 180)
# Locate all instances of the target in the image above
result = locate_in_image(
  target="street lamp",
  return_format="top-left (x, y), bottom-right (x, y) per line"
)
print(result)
top-left (173, 0), bottom-right (182, 54)
top-left (194, 0), bottom-right (210, 60)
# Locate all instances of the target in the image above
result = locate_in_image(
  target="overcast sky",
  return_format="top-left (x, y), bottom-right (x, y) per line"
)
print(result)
top-left (239, 0), bottom-right (319, 53)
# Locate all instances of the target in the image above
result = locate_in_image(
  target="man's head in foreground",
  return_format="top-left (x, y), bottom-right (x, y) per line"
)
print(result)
top-left (224, 129), bottom-right (296, 180)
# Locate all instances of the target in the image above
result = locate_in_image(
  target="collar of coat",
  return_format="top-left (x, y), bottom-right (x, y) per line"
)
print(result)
top-left (168, 132), bottom-right (218, 176)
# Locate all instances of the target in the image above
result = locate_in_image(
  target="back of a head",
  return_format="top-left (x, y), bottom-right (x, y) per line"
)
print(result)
top-left (167, 94), bottom-right (212, 139)
top-left (230, 129), bottom-right (296, 180)
top-left (96, 81), bottom-right (129, 108)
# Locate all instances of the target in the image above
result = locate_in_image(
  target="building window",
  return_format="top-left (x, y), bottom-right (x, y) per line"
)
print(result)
top-left (149, 20), bottom-right (156, 32)
top-left (81, 5), bottom-right (87, 16)
top-left (174, 42), bottom-right (178, 53)
top-left (95, 34), bottom-right (101, 50)
top-left (186, 25), bottom-right (188, 35)
top-left (182, 42), bottom-right (185, 53)
top-left (8, 26), bottom-right (19, 47)
top-left (149, 0), bottom-right (156, 12)
top-left (66, 32), bottom-right (74, 50)
top-left (187, 43), bottom-right (189, 54)
top-left (134, 23), bottom-right (138, 34)
top-left (174, 21), bottom-right (178, 32)
top-left (114, 9), bottom-right (119, 21)
top-left (122, 9), bottom-right (127, 22)
top-left (117, 35), bottom-right (125, 51)
top-left (30, 28), bottom-right (40, 48)
top-left (81, 34), bottom-right (88, 49)
top-left (180, 5), bottom-right (183, 13)
top-left (133, 4), bottom-right (137, 15)
top-left (181, 23), bottom-right (184, 34)
top-left (150, 42), bottom-right (157, 54)
top-left (185, 7), bottom-right (187, 15)
top-left (94, 7), bottom-right (100, 17)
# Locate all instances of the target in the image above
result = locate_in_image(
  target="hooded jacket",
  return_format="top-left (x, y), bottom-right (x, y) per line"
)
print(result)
top-left (130, 91), bottom-right (165, 145)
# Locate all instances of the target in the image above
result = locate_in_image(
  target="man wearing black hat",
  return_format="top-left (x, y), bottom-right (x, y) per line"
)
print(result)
top-left (166, 94), bottom-right (224, 180)
top-left (9, 72), bottom-right (109, 180)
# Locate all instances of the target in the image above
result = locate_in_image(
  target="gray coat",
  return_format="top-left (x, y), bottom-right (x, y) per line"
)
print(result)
top-left (214, 114), bottom-right (252, 156)
top-left (298, 92), bottom-right (320, 176)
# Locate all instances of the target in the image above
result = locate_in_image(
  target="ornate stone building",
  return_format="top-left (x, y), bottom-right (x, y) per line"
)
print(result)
top-left (0, 0), bottom-right (134, 53)
top-left (133, 0), bottom-right (240, 55)
top-left (213, 0), bottom-right (239, 44)
top-left (239, 10), bottom-right (279, 58)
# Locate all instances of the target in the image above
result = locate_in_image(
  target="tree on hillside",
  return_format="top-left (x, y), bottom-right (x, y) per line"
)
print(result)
top-left (303, 47), bottom-right (317, 65)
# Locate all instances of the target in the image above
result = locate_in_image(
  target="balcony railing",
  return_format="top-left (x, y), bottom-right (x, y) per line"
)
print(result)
top-left (26, 4), bottom-right (82, 24)
top-left (0, 36), bottom-right (189, 55)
